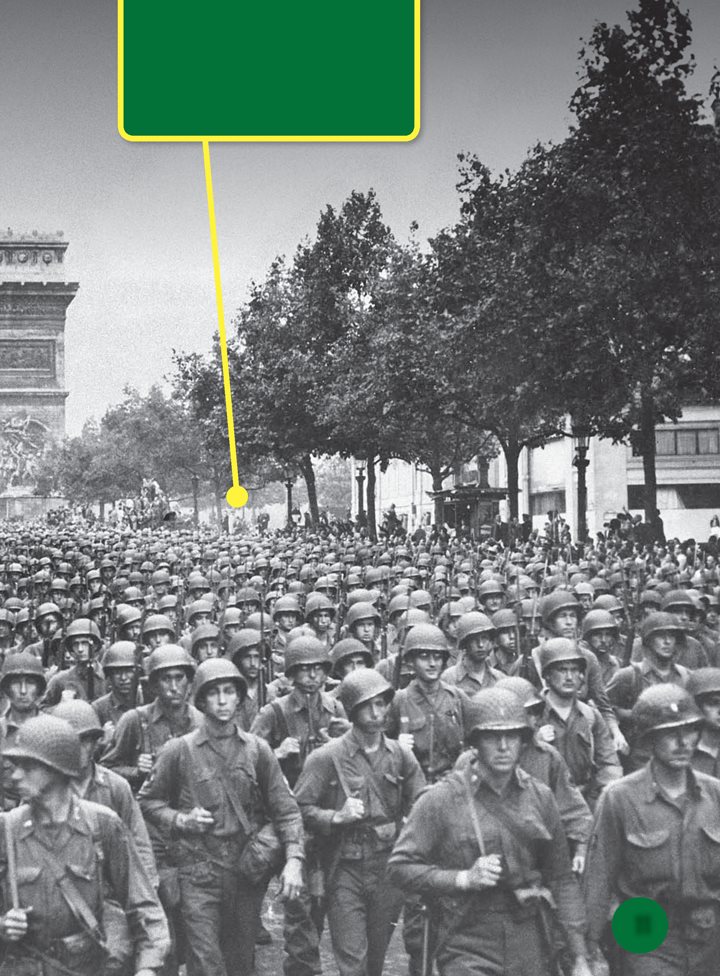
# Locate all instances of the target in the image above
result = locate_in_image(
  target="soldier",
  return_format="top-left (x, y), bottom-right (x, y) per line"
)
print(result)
top-left (660, 589), bottom-right (710, 669)
top-left (388, 688), bottom-right (593, 976)
top-left (139, 658), bottom-right (305, 976)
top-left (93, 641), bottom-right (141, 744)
top-left (579, 609), bottom-right (621, 687)
top-left (443, 612), bottom-right (504, 694)
top-left (0, 714), bottom-right (170, 976)
top-left (536, 638), bottom-right (622, 807)
top-left (190, 623), bottom-right (221, 662)
top-left (43, 619), bottom-right (106, 705)
top-left (294, 669), bottom-right (425, 976)
top-left (225, 629), bottom-right (267, 730)
top-left (584, 685), bottom-right (720, 976)
top-left (329, 638), bottom-right (374, 682)
top-left (489, 608), bottom-right (524, 674)
top-left (344, 603), bottom-right (382, 662)
top-left (251, 636), bottom-right (347, 976)
top-left (304, 593), bottom-right (336, 649)
top-left (51, 699), bottom-right (158, 889)
top-left (687, 667), bottom-right (720, 778)
top-left (607, 611), bottom-right (690, 771)
top-left (22, 601), bottom-right (64, 668)
top-left (0, 653), bottom-right (45, 810)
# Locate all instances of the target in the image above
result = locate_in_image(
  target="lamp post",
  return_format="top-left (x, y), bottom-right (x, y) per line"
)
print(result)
top-left (285, 479), bottom-right (294, 529)
top-left (572, 432), bottom-right (590, 544)
top-left (356, 466), bottom-right (366, 519)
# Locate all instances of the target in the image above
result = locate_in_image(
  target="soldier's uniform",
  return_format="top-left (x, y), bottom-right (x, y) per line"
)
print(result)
top-left (295, 670), bottom-right (425, 976)
top-left (140, 659), bottom-right (305, 976)
top-left (388, 689), bottom-right (589, 976)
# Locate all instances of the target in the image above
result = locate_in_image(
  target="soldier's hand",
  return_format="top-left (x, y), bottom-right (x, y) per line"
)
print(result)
top-left (279, 857), bottom-right (305, 902)
top-left (176, 806), bottom-right (215, 834)
top-left (611, 727), bottom-right (629, 755)
top-left (60, 688), bottom-right (78, 701)
top-left (572, 955), bottom-right (600, 976)
top-left (275, 737), bottom-right (301, 760)
top-left (0, 907), bottom-right (30, 941)
top-left (102, 720), bottom-right (115, 742)
top-left (137, 753), bottom-right (154, 774)
top-left (464, 854), bottom-right (502, 889)
top-left (332, 796), bottom-right (365, 824)
top-left (537, 724), bottom-right (555, 743)
top-left (398, 732), bottom-right (415, 750)
top-left (572, 851), bottom-right (586, 874)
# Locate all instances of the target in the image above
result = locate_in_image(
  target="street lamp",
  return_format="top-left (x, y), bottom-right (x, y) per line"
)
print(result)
top-left (285, 479), bottom-right (294, 528)
top-left (356, 466), bottom-right (366, 518)
top-left (572, 431), bottom-right (590, 544)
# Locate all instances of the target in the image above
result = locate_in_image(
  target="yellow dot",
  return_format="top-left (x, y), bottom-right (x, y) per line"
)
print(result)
top-left (226, 485), bottom-right (249, 509)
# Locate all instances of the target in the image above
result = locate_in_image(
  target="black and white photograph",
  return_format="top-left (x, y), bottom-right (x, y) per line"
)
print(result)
top-left (2, 0), bottom-right (720, 973)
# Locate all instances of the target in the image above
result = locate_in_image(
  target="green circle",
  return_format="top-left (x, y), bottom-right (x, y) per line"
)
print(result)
top-left (612, 898), bottom-right (668, 954)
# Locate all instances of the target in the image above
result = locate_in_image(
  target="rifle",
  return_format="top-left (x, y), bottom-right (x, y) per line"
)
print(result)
top-left (393, 588), bottom-right (413, 691)
top-left (420, 712), bottom-right (437, 976)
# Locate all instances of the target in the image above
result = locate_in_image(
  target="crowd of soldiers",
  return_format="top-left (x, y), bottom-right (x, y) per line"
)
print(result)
top-left (0, 518), bottom-right (719, 976)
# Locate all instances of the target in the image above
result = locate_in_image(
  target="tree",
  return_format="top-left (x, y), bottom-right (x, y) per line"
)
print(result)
top-left (534, 0), bottom-right (720, 520)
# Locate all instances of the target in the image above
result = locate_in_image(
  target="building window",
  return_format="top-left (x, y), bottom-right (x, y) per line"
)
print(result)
top-left (530, 491), bottom-right (566, 517)
top-left (634, 428), bottom-right (720, 456)
top-left (628, 484), bottom-right (720, 510)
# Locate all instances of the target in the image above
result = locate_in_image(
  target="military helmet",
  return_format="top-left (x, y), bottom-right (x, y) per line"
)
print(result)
top-left (192, 658), bottom-right (247, 706)
top-left (456, 612), bottom-right (496, 647)
top-left (494, 676), bottom-right (543, 709)
top-left (640, 590), bottom-right (663, 610)
top-left (662, 589), bottom-right (696, 611)
top-left (477, 579), bottom-right (504, 600)
top-left (64, 618), bottom-right (102, 649)
top-left (538, 638), bottom-right (586, 676)
top-left (402, 623), bottom-right (449, 659)
top-left (687, 668), bottom-right (720, 702)
top-left (225, 629), bottom-right (263, 660)
top-left (284, 636), bottom-right (332, 676)
top-left (0, 652), bottom-right (47, 693)
top-left (631, 685), bottom-right (702, 741)
top-left (467, 688), bottom-right (532, 744)
top-left (190, 623), bottom-right (221, 654)
top-left (4, 715), bottom-right (81, 778)
top-left (146, 644), bottom-right (195, 680)
top-left (338, 669), bottom-right (393, 718)
top-left (101, 641), bottom-right (138, 670)
top-left (51, 700), bottom-right (103, 738)
top-left (581, 609), bottom-right (620, 639)
top-left (344, 602), bottom-right (381, 630)
top-left (491, 609), bottom-right (525, 633)
top-left (541, 591), bottom-right (580, 626)
top-left (640, 611), bottom-right (685, 645)
top-left (115, 605), bottom-right (143, 630)
top-left (592, 595), bottom-right (623, 615)
top-left (34, 601), bottom-right (63, 623)
top-left (329, 638), bottom-right (374, 676)
top-left (304, 593), bottom-right (335, 621)
top-left (219, 607), bottom-right (244, 630)
top-left (272, 595), bottom-right (303, 620)
top-left (141, 613), bottom-right (175, 637)
top-left (186, 599), bottom-right (214, 623)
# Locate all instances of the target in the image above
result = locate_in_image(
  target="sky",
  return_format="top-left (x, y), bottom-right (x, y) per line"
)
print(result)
top-left (1, 0), bottom-right (719, 433)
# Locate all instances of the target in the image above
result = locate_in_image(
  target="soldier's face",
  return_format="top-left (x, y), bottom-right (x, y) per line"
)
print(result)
top-left (202, 681), bottom-right (239, 723)
top-left (5, 677), bottom-right (41, 712)
top-left (70, 638), bottom-right (94, 664)
top-left (292, 664), bottom-right (325, 694)
top-left (482, 596), bottom-right (503, 614)
top-left (108, 667), bottom-right (136, 697)
top-left (312, 611), bottom-right (333, 633)
top-left (10, 759), bottom-right (62, 803)
top-left (238, 649), bottom-right (261, 680)
top-left (411, 651), bottom-right (445, 683)
top-left (464, 634), bottom-right (494, 663)
top-left (353, 694), bottom-right (389, 733)
top-left (707, 609), bottom-right (719, 628)
top-left (648, 631), bottom-right (677, 661)
top-left (352, 620), bottom-right (377, 644)
top-left (0, 622), bottom-right (11, 639)
top-left (223, 623), bottom-right (241, 641)
top-left (496, 629), bottom-right (516, 652)
top-left (699, 693), bottom-right (720, 730)
top-left (123, 622), bottom-right (142, 642)
top-left (587, 629), bottom-right (617, 654)
top-left (337, 654), bottom-right (369, 678)
top-left (577, 594), bottom-right (593, 612)
top-left (78, 734), bottom-right (99, 773)
top-left (650, 725), bottom-right (700, 768)
top-left (275, 613), bottom-right (297, 633)
top-left (546, 663), bottom-right (584, 698)
top-left (146, 630), bottom-right (172, 650)
top-left (195, 639), bottom-right (219, 662)
top-left (549, 610), bottom-right (578, 639)
top-left (473, 731), bottom-right (523, 774)
top-left (155, 668), bottom-right (189, 706)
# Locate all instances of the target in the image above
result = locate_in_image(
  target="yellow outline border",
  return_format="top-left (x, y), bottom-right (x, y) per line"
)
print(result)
top-left (117, 0), bottom-right (420, 143)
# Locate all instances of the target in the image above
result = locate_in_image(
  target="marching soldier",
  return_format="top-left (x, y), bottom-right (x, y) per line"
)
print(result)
top-left (139, 659), bottom-right (305, 976)
top-left (443, 612), bottom-right (504, 694)
top-left (0, 714), bottom-right (170, 976)
top-left (0, 653), bottom-right (45, 810)
top-left (388, 688), bottom-right (593, 976)
top-left (43, 619), bottom-right (106, 705)
top-left (687, 668), bottom-right (720, 778)
top-left (294, 668), bottom-right (425, 976)
top-left (93, 641), bottom-right (141, 746)
top-left (584, 685), bottom-right (720, 975)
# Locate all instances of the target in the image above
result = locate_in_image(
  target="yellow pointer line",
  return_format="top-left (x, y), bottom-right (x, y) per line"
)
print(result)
top-left (201, 140), bottom-right (242, 497)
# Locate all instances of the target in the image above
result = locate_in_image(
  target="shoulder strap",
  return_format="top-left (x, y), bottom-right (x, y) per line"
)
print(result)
top-left (270, 698), bottom-right (290, 742)
top-left (461, 769), bottom-right (486, 857)
top-left (183, 734), bottom-right (255, 837)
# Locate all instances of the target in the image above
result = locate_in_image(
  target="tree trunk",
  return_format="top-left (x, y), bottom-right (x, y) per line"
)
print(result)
top-left (366, 452), bottom-right (377, 542)
top-left (639, 388), bottom-right (658, 522)
top-left (213, 471), bottom-right (224, 531)
top-left (99, 500), bottom-right (105, 521)
top-left (503, 438), bottom-right (522, 520)
top-left (431, 468), bottom-right (445, 527)
top-left (300, 454), bottom-right (319, 526)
